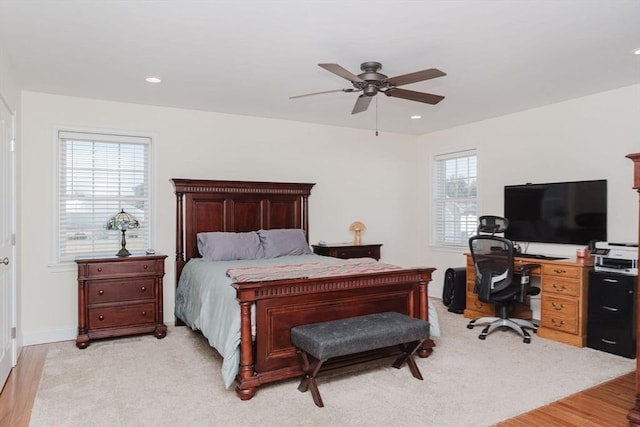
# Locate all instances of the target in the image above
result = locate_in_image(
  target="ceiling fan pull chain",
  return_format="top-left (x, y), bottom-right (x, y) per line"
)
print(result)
top-left (375, 96), bottom-right (379, 136)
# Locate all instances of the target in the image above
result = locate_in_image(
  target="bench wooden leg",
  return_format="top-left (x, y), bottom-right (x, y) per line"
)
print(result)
top-left (392, 340), bottom-right (425, 380)
top-left (297, 350), bottom-right (327, 408)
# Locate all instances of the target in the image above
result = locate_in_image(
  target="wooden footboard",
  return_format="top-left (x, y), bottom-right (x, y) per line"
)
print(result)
top-left (233, 268), bottom-right (435, 400)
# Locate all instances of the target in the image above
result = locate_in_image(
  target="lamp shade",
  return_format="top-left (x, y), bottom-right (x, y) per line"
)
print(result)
top-left (349, 221), bottom-right (366, 245)
top-left (106, 209), bottom-right (140, 257)
top-left (106, 209), bottom-right (140, 231)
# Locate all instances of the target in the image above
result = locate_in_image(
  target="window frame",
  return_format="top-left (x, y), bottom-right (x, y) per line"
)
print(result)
top-left (51, 127), bottom-right (156, 268)
top-left (432, 149), bottom-right (478, 249)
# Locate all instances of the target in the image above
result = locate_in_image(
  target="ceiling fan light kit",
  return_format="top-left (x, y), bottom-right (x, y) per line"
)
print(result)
top-left (291, 61), bottom-right (446, 115)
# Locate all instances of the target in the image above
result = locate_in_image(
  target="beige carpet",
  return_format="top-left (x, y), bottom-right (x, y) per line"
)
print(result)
top-left (30, 300), bottom-right (635, 427)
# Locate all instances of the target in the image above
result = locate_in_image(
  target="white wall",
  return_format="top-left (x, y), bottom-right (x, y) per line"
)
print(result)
top-left (18, 83), bottom-right (640, 345)
top-left (419, 84), bottom-right (640, 299)
top-left (19, 91), bottom-right (421, 344)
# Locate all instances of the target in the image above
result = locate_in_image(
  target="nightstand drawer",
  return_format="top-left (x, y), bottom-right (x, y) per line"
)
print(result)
top-left (312, 244), bottom-right (382, 260)
top-left (87, 278), bottom-right (156, 304)
top-left (88, 303), bottom-right (156, 329)
top-left (85, 260), bottom-right (159, 277)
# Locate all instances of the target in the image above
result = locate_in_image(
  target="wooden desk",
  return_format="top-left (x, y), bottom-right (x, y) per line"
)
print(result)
top-left (464, 254), bottom-right (593, 347)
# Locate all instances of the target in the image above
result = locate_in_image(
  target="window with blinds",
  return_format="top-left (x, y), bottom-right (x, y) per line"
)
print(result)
top-left (56, 130), bottom-right (152, 263)
top-left (433, 150), bottom-right (477, 247)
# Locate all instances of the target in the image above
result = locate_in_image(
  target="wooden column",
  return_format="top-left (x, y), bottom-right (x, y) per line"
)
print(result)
top-left (626, 152), bottom-right (640, 426)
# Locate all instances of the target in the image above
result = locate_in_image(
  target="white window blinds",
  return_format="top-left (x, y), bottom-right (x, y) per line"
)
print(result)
top-left (56, 130), bottom-right (151, 263)
top-left (433, 150), bottom-right (477, 246)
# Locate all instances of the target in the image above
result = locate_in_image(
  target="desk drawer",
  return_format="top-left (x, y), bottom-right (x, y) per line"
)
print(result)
top-left (542, 264), bottom-right (580, 279)
top-left (542, 277), bottom-right (580, 297)
top-left (466, 293), bottom-right (494, 315)
top-left (541, 296), bottom-right (578, 334)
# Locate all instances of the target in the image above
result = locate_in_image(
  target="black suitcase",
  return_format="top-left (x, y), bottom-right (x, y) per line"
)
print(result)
top-left (443, 267), bottom-right (466, 314)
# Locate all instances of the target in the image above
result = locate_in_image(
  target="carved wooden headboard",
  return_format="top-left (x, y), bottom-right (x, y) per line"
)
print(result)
top-left (170, 179), bottom-right (315, 284)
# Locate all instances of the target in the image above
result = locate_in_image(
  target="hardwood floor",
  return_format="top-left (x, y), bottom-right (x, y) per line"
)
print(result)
top-left (0, 343), bottom-right (636, 426)
top-left (0, 345), bottom-right (48, 427)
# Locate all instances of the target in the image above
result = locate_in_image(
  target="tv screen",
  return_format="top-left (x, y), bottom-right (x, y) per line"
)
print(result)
top-left (504, 179), bottom-right (607, 245)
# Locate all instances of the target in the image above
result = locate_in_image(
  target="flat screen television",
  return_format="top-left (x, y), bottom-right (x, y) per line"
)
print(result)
top-left (504, 179), bottom-right (607, 245)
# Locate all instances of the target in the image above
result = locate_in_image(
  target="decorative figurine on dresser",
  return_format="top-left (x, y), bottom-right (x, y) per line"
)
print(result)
top-left (75, 254), bottom-right (168, 348)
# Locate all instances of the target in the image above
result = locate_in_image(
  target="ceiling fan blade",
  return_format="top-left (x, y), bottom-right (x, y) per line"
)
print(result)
top-left (289, 89), bottom-right (349, 99)
top-left (319, 63), bottom-right (365, 83)
top-left (385, 88), bottom-right (444, 105)
top-left (351, 95), bottom-right (372, 114)
top-left (386, 68), bottom-right (446, 87)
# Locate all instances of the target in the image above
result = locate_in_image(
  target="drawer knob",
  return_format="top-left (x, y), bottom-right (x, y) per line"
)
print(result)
top-left (553, 268), bottom-right (566, 274)
top-left (551, 302), bottom-right (565, 310)
top-left (98, 290), bottom-right (104, 295)
top-left (141, 311), bottom-right (147, 316)
top-left (552, 283), bottom-right (566, 291)
top-left (143, 264), bottom-right (148, 270)
top-left (551, 318), bottom-right (565, 327)
top-left (98, 315), bottom-right (105, 321)
top-left (140, 286), bottom-right (147, 292)
top-left (97, 267), bottom-right (103, 272)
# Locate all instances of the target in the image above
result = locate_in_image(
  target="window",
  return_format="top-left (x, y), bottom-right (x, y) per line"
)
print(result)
top-left (433, 150), bottom-right (477, 247)
top-left (55, 130), bottom-right (152, 263)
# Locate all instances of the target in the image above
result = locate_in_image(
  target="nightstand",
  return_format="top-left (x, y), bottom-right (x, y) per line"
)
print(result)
top-left (312, 243), bottom-right (382, 261)
top-left (75, 254), bottom-right (168, 349)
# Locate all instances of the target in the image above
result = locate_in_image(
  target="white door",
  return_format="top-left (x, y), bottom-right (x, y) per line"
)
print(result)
top-left (0, 93), bottom-right (16, 391)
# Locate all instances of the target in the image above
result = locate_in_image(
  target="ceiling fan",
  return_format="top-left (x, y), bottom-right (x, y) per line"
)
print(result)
top-left (290, 61), bottom-right (446, 114)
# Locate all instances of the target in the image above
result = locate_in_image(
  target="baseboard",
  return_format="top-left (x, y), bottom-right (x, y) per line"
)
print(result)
top-left (21, 327), bottom-right (77, 346)
top-left (20, 320), bottom-right (178, 346)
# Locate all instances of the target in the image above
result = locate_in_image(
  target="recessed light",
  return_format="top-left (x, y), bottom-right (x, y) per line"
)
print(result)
top-left (145, 76), bottom-right (162, 83)
top-left (633, 48), bottom-right (640, 56)
top-left (410, 115), bottom-right (422, 120)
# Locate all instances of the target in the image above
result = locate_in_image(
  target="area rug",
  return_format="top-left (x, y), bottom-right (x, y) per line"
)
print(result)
top-left (29, 300), bottom-right (635, 426)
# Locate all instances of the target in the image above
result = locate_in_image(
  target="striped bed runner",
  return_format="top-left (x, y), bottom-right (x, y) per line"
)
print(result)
top-left (227, 258), bottom-right (403, 283)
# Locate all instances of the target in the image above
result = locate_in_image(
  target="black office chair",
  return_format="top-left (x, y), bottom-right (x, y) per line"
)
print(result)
top-left (466, 225), bottom-right (540, 343)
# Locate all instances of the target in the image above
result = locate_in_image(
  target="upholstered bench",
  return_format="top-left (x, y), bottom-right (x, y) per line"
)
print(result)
top-left (290, 311), bottom-right (430, 407)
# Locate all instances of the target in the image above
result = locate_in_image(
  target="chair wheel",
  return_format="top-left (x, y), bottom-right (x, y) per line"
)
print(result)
top-left (467, 324), bottom-right (474, 329)
top-left (478, 334), bottom-right (486, 340)
top-left (524, 337), bottom-right (531, 344)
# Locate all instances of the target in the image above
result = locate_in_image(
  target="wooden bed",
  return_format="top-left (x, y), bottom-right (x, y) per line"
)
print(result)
top-left (171, 178), bottom-right (436, 400)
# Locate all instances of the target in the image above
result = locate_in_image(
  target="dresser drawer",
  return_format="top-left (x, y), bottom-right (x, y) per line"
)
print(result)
top-left (541, 276), bottom-right (580, 297)
top-left (542, 264), bottom-right (580, 279)
top-left (88, 303), bottom-right (156, 329)
top-left (85, 260), bottom-right (159, 277)
top-left (87, 278), bottom-right (156, 304)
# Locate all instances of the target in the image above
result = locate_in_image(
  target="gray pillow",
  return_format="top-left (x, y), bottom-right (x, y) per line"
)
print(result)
top-left (197, 231), bottom-right (264, 261)
top-left (257, 229), bottom-right (312, 258)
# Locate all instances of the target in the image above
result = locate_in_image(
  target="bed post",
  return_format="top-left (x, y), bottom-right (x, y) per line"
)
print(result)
top-left (236, 300), bottom-right (258, 400)
top-left (417, 270), bottom-right (435, 357)
top-left (303, 194), bottom-right (309, 241)
top-left (173, 181), bottom-right (186, 326)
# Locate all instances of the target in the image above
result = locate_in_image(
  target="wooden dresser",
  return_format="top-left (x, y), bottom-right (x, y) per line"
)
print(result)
top-left (312, 243), bottom-right (382, 260)
top-left (625, 152), bottom-right (640, 426)
top-left (464, 254), bottom-right (593, 347)
top-left (75, 254), bottom-right (168, 348)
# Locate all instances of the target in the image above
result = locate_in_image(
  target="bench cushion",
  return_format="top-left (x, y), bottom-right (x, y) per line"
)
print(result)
top-left (291, 312), bottom-right (430, 360)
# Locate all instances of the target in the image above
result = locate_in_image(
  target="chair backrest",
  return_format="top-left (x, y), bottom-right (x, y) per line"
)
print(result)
top-left (477, 215), bottom-right (509, 235)
top-left (469, 235), bottom-right (514, 303)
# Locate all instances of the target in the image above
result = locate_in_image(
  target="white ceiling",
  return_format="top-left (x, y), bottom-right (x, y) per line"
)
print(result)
top-left (0, 0), bottom-right (639, 135)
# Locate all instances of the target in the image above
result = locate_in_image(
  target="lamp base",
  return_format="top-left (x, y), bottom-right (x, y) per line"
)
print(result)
top-left (116, 247), bottom-right (131, 257)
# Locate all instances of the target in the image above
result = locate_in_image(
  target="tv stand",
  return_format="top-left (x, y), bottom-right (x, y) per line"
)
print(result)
top-left (464, 254), bottom-right (593, 347)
